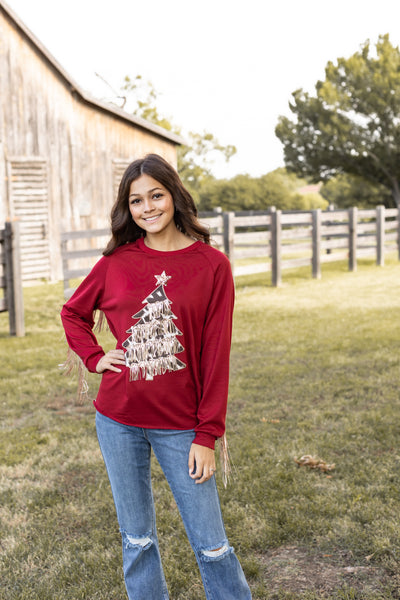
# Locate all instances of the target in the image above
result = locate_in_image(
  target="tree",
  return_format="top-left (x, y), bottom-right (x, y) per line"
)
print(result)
top-left (122, 271), bottom-right (186, 381)
top-left (320, 173), bottom-right (392, 209)
top-left (177, 132), bottom-right (236, 201)
top-left (275, 35), bottom-right (400, 207)
top-left (197, 168), bottom-right (328, 212)
top-left (198, 174), bottom-right (270, 211)
top-left (120, 75), bottom-right (174, 132)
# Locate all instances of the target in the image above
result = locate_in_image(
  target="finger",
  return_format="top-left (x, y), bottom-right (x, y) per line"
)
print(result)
top-left (105, 356), bottom-right (125, 370)
top-left (188, 448), bottom-right (195, 476)
top-left (190, 459), bottom-right (204, 479)
top-left (196, 465), bottom-right (216, 484)
top-left (108, 351), bottom-right (125, 362)
top-left (106, 364), bottom-right (123, 373)
top-left (96, 354), bottom-right (125, 373)
top-left (195, 471), bottom-right (214, 484)
top-left (190, 456), bottom-right (205, 478)
top-left (194, 469), bottom-right (206, 483)
top-left (193, 462), bottom-right (211, 482)
top-left (194, 458), bottom-right (207, 478)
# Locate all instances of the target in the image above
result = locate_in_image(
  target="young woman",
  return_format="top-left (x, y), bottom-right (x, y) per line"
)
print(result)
top-left (60, 154), bottom-right (252, 599)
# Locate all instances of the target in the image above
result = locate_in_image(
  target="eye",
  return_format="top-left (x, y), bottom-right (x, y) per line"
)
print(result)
top-left (152, 193), bottom-right (163, 200)
top-left (129, 198), bottom-right (141, 205)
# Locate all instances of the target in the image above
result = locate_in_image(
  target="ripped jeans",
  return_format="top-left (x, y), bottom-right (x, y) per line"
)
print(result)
top-left (95, 412), bottom-right (252, 600)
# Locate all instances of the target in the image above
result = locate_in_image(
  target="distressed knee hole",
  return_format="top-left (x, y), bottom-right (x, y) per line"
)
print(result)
top-left (122, 531), bottom-right (153, 551)
top-left (201, 544), bottom-right (230, 560)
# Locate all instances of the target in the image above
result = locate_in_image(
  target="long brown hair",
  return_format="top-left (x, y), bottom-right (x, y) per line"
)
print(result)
top-left (103, 154), bottom-right (210, 255)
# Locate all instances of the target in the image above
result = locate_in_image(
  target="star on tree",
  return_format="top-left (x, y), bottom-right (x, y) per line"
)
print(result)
top-left (155, 271), bottom-right (171, 286)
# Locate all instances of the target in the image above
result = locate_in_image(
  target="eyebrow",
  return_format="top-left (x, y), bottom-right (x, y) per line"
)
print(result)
top-left (129, 187), bottom-right (163, 198)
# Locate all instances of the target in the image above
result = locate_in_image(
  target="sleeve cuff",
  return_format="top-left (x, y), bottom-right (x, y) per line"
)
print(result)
top-left (86, 351), bottom-right (105, 373)
top-left (193, 432), bottom-right (217, 450)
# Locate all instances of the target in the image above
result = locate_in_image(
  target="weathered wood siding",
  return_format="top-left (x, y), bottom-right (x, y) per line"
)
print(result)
top-left (0, 4), bottom-right (179, 281)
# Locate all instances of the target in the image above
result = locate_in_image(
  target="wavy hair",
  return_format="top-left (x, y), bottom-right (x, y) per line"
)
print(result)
top-left (103, 154), bottom-right (210, 255)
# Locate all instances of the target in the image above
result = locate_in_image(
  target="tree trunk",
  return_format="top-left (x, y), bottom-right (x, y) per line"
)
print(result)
top-left (391, 179), bottom-right (400, 207)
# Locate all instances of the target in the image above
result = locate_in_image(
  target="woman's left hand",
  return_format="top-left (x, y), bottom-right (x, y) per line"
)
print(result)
top-left (188, 443), bottom-right (216, 484)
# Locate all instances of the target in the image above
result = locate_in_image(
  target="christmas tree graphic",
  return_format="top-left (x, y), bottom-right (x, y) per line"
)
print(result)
top-left (122, 271), bottom-right (186, 381)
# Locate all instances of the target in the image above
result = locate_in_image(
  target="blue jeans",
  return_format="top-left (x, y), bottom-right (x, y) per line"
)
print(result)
top-left (95, 411), bottom-right (252, 600)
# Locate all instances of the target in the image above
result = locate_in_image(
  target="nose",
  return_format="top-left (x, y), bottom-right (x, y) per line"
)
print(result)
top-left (142, 197), bottom-right (155, 213)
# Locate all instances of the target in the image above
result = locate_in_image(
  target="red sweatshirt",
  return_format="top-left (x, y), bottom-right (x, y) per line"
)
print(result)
top-left (60, 238), bottom-right (234, 449)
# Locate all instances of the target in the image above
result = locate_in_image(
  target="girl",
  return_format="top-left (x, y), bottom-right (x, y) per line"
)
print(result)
top-left (60, 154), bottom-right (251, 599)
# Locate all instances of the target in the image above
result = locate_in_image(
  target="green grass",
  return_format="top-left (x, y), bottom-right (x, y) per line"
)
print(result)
top-left (1, 258), bottom-right (400, 599)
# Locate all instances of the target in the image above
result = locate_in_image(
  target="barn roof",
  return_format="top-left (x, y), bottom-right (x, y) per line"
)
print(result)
top-left (0, 0), bottom-right (184, 146)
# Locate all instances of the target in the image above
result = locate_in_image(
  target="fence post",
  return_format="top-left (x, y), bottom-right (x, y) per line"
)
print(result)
top-left (223, 211), bottom-right (235, 274)
top-left (11, 221), bottom-right (25, 337)
top-left (270, 208), bottom-right (281, 286)
top-left (398, 205), bottom-right (400, 261)
top-left (348, 207), bottom-right (358, 272)
top-left (213, 206), bottom-right (223, 243)
top-left (326, 204), bottom-right (335, 254)
top-left (4, 221), bottom-right (25, 337)
top-left (376, 205), bottom-right (385, 266)
top-left (312, 209), bottom-right (321, 279)
top-left (4, 223), bottom-right (15, 334)
top-left (61, 235), bottom-right (70, 298)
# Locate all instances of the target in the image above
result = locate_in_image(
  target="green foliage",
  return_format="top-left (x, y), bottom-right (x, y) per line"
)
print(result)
top-left (290, 191), bottom-right (328, 210)
top-left (121, 75), bottom-right (174, 131)
top-left (197, 168), bottom-right (328, 211)
top-left (198, 174), bottom-right (270, 211)
top-left (177, 131), bottom-right (236, 202)
top-left (320, 173), bottom-right (392, 208)
top-left (276, 34), bottom-right (400, 207)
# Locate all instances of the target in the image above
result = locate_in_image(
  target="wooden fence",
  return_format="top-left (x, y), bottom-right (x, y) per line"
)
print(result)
top-left (61, 228), bottom-right (110, 298)
top-left (61, 205), bottom-right (400, 295)
top-left (0, 221), bottom-right (25, 336)
top-left (203, 205), bottom-right (400, 285)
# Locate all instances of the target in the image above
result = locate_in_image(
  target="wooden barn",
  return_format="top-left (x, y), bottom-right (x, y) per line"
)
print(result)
top-left (0, 1), bottom-right (183, 283)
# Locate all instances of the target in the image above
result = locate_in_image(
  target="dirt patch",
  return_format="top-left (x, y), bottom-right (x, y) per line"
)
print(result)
top-left (257, 546), bottom-right (398, 597)
top-left (46, 395), bottom-right (93, 416)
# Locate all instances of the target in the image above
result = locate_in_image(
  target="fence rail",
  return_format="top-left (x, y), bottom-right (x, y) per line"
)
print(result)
top-left (0, 221), bottom-right (25, 336)
top-left (61, 205), bottom-right (400, 295)
top-left (207, 205), bottom-right (399, 285)
top-left (60, 228), bottom-right (110, 298)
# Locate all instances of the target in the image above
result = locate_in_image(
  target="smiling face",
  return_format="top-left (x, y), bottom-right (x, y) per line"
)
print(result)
top-left (128, 174), bottom-right (176, 239)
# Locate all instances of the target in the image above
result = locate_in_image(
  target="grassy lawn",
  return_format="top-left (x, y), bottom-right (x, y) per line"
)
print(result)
top-left (0, 258), bottom-right (399, 599)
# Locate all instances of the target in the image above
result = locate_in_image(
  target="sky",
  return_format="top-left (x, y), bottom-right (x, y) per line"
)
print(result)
top-left (5, 0), bottom-right (400, 179)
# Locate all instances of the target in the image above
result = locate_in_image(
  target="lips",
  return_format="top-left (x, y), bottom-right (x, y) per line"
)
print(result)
top-left (143, 214), bottom-right (162, 223)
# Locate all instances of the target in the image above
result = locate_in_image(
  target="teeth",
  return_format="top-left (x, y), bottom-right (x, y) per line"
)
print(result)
top-left (144, 215), bottom-right (161, 222)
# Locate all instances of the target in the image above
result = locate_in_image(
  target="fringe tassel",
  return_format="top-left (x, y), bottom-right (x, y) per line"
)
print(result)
top-left (217, 434), bottom-right (232, 488)
top-left (128, 355), bottom-right (186, 381)
top-left (93, 310), bottom-right (109, 333)
top-left (59, 347), bottom-right (89, 403)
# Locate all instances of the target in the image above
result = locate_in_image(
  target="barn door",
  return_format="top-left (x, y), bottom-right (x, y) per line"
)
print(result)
top-left (7, 158), bottom-right (51, 282)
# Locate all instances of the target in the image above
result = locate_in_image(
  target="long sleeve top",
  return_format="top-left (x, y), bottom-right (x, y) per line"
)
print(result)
top-left (60, 238), bottom-right (235, 449)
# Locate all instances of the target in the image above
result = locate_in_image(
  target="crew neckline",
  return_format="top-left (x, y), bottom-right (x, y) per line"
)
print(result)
top-left (137, 236), bottom-right (202, 255)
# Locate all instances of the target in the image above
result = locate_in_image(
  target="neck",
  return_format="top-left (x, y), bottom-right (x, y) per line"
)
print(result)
top-left (144, 229), bottom-right (194, 252)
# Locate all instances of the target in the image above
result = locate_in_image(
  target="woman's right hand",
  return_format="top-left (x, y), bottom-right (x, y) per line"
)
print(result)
top-left (96, 349), bottom-right (126, 373)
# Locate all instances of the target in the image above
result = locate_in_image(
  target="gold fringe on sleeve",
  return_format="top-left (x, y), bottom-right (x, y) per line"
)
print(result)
top-left (217, 434), bottom-right (232, 487)
top-left (59, 347), bottom-right (89, 403)
top-left (93, 310), bottom-right (109, 333)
